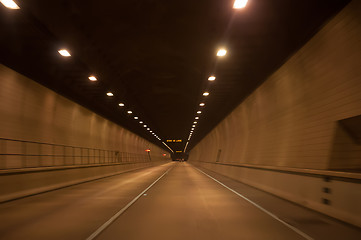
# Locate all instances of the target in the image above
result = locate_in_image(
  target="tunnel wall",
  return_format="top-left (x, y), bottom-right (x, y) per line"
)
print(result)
top-left (0, 64), bottom-right (170, 202)
top-left (189, 0), bottom-right (361, 227)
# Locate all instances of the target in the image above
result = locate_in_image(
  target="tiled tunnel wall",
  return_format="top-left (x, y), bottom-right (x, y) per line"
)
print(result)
top-left (189, 0), bottom-right (361, 227)
top-left (189, 0), bottom-right (361, 170)
top-left (0, 64), bottom-right (169, 170)
top-left (0, 64), bottom-right (170, 202)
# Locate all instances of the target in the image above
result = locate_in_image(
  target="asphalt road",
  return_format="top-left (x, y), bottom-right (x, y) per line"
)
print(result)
top-left (0, 162), bottom-right (360, 240)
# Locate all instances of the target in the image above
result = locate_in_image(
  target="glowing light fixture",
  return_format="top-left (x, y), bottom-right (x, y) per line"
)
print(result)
top-left (0, 0), bottom-right (20, 9)
top-left (147, 128), bottom-right (150, 130)
top-left (208, 76), bottom-right (216, 81)
top-left (193, 122), bottom-right (197, 124)
top-left (203, 92), bottom-right (209, 96)
top-left (58, 49), bottom-right (71, 57)
top-left (191, 128), bottom-right (195, 130)
top-left (192, 125), bottom-right (196, 127)
top-left (127, 111), bottom-right (132, 114)
top-left (118, 103), bottom-right (125, 107)
top-left (88, 76), bottom-right (97, 81)
top-left (199, 103), bottom-right (205, 107)
top-left (134, 116), bottom-right (138, 119)
top-left (107, 92), bottom-right (114, 96)
top-left (197, 111), bottom-right (202, 114)
top-left (139, 121), bottom-right (143, 124)
top-left (233, 0), bottom-right (248, 9)
top-left (195, 117), bottom-right (199, 119)
top-left (217, 48), bottom-right (227, 57)
top-left (143, 125), bottom-right (147, 127)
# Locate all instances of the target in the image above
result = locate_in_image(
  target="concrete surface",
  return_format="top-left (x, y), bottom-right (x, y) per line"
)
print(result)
top-left (0, 162), bottom-right (360, 240)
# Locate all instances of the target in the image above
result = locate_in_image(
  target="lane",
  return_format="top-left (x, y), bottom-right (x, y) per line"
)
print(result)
top-left (196, 165), bottom-right (361, 240)
top-left (0, 162), bottom-right (174, 240)
top-left (96, 163), bottom-right (308, 240)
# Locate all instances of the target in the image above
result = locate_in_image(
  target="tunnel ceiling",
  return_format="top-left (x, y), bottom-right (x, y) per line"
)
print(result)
top-left (0, 0), bottom-right (349, 153)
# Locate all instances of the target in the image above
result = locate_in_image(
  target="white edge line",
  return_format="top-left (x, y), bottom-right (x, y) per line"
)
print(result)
top-left (86, 165), bottom-right (174, 240)
top-left (194, 167), bottom-right (314, 240)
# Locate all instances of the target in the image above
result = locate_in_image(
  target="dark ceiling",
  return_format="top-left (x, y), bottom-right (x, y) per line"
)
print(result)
top-left (0, 0), bottom-right (350, 153)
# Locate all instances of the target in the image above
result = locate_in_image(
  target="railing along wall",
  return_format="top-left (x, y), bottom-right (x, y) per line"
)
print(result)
top-left (0, 137), bottom-right (153, 170)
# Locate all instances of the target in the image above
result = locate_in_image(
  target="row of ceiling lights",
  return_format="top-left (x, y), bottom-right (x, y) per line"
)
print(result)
top-left (58, 48), bottom-right (163, 141)
top-left (183, 0), bottom-right (248, 153)
top-left (1, 0), bottom-right (176, 153)
top-left (2, 0), bottom-right (247, 154)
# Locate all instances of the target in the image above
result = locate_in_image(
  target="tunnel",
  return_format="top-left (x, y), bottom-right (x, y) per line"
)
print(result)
top-left (0, 0), bottom-right (361, 239)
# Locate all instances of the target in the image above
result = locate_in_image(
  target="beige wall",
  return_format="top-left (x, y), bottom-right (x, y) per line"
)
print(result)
top-left (189, 0), bottom-right (361, 170)
top-left (0, 64), bottom-right (170, 169)
top-left (188, 0), bottom-right (361, 227)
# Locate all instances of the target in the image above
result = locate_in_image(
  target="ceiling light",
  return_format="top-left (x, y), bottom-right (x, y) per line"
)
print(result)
top-left (192, 125), bottom-right (196, 127)
top-left (203, 92), bottom-right (209, 96)
top-left (118, 103), bottom-right (125, 107)
top-left (208, 76), bottom-right (216, 81)
top-left (193, 122), bottom-right (197, 124)
top-left (197, 111), bottom-right (202, 114)
top-left (199, 103), bottom-right (205, 107)
top-left (134, 117), bottom-right (138, 119)
top-left (88, 76), bottom-right (97, 81)
top-left (191, 128), bottom-right (194, 130)
top-left (139, 121), bottom-right (143, 124)
top-left (127, 111), bottom-right (132, 114)
top-left (150, 131), bottom-right (153, 133)
top-left (1, 0), bottom-right (20, 9)
top-left (233, 0), bottom-right (248, 9)
top-left (143, 125), bottom-right (147, 127)
top-left (107, 92), bottom-right (114, 96)
top-left (58, 49), bottom-right (71, 57)
top-left (195, 117), bottom-right (199, 119)
top-left (217, 48), bottom-right (227, 57)
top-left (147, 128), bottom-right (150, 130)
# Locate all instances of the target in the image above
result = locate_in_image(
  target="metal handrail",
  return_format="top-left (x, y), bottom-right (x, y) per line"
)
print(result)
top-left (0, 137), bottom-right (152, 170)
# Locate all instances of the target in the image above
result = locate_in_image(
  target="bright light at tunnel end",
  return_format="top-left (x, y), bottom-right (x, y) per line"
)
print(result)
top-left (233, 0), bottom-right (248, 9)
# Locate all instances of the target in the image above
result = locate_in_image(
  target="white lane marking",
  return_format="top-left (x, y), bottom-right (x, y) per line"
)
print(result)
top-left (195, 167), bottom-right (314, 240)
top-left (86, 165), bottom-right (174, 240)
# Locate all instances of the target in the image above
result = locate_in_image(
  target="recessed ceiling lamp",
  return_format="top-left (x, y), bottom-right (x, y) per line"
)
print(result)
top-left (193, 122), bottom-right (197, 124)
top-left (208, 76), bottom-right (216, 81)
top-left (197, 111), bottom-right (202, 114)
top-left (216, 48), bottom-right (227, 57)
top-left (203, 92), bottom-right (209, 96)
top-left (0, 0), bottom-right (20, 9)
top-left (127, 111), bottom-right (132, 114)
top-left (233, 0), bottom-right (248, 9)
top-left (88, 76), bottom-right (97, 81)
top-left (195, 117), bottom-right (199, 119)
top-left (107, 92), bottom-right (114, 96)
top-left (134, 116), bottom-right (138, 119)
top-left (58, 49), bottom-right (71, 57)
top-left (119, 103), bottom-right (125, 107)
top-left (139, 121), bottom-right (143, 124)
top-left (147, 128), bottom-right (150, 130)
top-left (192, 125), bottom-right (196, 127)
top-left (199, 103), bottom-right (205, 107)
top-left (143, 125), bottom-right (147, 127)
